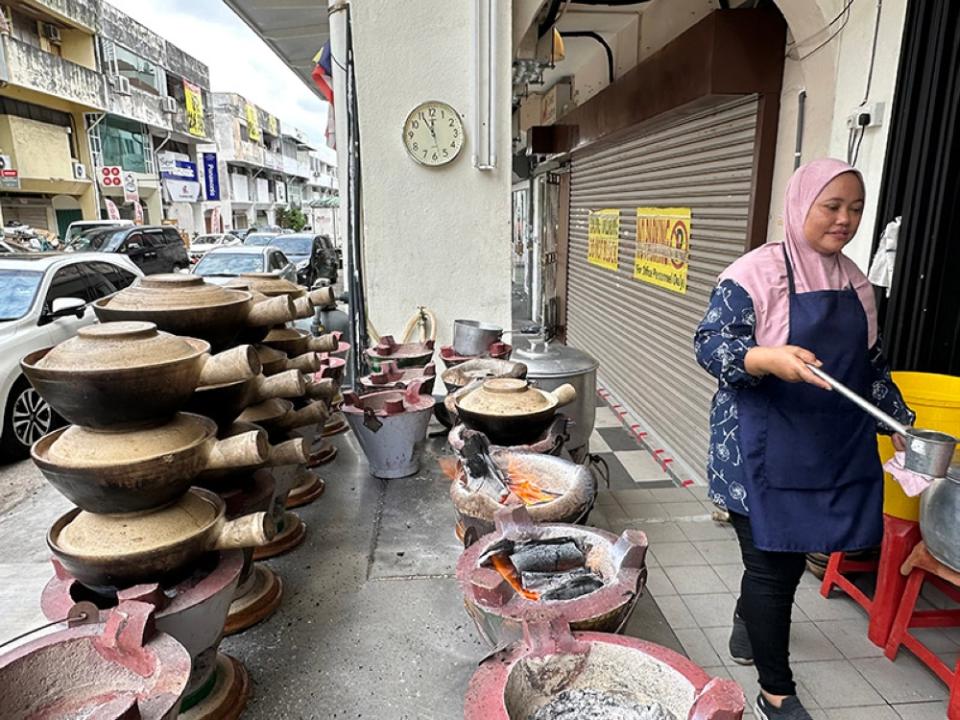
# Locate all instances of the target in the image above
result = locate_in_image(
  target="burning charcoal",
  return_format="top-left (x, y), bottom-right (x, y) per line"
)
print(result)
top-left (521, 568), bottom-right (592, 592)
top-left (478, 539), bottom-right (516, 567)
top-left (541, 573), bottom-right (605, 601)
top-left (510, 538), bottom-right (585, 574)
top-left (528, 689), bottom-right (677, 720)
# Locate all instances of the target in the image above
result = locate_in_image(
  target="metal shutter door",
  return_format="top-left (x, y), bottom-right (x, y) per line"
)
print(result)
top-left (566, 96), bottom-right (759, 483)
top-left (1, 204), bottom-right (50, 230)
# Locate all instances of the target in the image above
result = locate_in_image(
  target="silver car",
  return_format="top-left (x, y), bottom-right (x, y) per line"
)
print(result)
top-left (191, 245), bottom-right (297, 285)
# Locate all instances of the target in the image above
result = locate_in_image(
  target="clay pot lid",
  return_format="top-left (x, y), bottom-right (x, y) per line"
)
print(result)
top-left (457, 378), bottom-right (551, 416)
top-left (237, 398), bottom-right (293, 424)
top-left (42, 413), bottom-right (214, 467)
top-left (35, 322), bottom-right (206, 371)
top-left (229, 273), bottom-right (306, 299)
top-left (102, 274), bottom-right (251, 311)
top-left (53, 489), bottom-right (219, 557)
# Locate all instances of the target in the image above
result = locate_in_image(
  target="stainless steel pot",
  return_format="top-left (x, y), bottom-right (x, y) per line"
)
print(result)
top-left (453, 320), bottom-right (503, 357)
top-left (511, 335), bottom-right (599, 453)
top-left (919, 462), bottom-right (960, 572)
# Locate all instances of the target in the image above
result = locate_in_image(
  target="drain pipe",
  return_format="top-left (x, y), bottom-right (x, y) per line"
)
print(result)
top-left (794, 89), bottom-right (806, 170)
top-left (473, 0), bottom-right (497, 170)
top-left (86, 113), bottom-right (106, 219)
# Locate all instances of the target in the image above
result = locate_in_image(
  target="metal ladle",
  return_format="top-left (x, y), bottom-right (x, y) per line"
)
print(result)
top-left (806, 364), bottom-right (957, 477)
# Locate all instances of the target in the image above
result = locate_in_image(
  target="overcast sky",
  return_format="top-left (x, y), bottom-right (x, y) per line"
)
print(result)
top-left (106, 0), bottom-right (330, 149)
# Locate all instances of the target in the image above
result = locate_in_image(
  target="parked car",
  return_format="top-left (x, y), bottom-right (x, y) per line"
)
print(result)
top-left (0, 252), bottom-right (143, 459)
top-left (188, 233), bottom-right (240, 263)
top-left (227, 228), bottom-right (251, 241)
top-left (191, 245), bottom-right (297, 285)
top-left (63, 220), bottom-right (133, 246)
top-left (242, 232), bottom-right (280, 247)
top-left (65, 225), bottom-right (190, 275)
top-left (259, 232), bottom-right (339, 286)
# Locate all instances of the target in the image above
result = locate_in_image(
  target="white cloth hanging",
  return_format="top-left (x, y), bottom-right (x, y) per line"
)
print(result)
top-left (868, 216), bottom-right (901, 297)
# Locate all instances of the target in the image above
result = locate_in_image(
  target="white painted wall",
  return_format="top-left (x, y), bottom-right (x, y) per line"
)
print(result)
top-left (350, 0), bottom-right (512, 345)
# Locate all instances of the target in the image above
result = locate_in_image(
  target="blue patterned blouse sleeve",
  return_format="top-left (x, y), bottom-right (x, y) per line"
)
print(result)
top-left (694, 280), bottom-right (761, 389)
top-left (869, 337), bottom-right (916, 433)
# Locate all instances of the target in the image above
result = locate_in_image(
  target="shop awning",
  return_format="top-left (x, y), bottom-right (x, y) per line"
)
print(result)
top-left (309, 196), bottom-right (339, 208)
top-left (222, 0), bottom-right (330, 99)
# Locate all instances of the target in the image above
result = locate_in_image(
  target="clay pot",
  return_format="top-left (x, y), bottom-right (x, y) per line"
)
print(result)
top-left (21, 322), bottom-right (260, 430)
top-left (453, 378), bottom-right (577, 445)
top-left (33, 414), bottom-right (269, 514)
top-left (262, 328), bottom-right (339, 356)
top-left (238, 398), bottom-right (330, 437)
top-left (194, 421), bottom-right (309, 488)
top-left (48, 488), bottom-right (275, 591)
top-left (187, 369), bottom-right (307, 427)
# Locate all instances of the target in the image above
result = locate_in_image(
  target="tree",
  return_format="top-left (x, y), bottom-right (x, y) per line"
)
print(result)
top-left (276, 206), bottom-right (308, 231)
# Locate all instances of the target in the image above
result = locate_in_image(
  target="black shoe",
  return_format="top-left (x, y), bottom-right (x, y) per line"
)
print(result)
top-left (754, 694), bottom-right (813, 720)
top-left (729, 612), bottom-right (753, 665)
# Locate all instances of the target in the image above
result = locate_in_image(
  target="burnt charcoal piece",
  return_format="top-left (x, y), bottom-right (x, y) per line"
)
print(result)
top-left (528, 689), bottom-right (677, 720)
top-left (510, 538), bottom-right (585, 574)
top-left (521, 567), bottom-right (592, 591)
top-left (479, 539), bottom-right (516, 567)
top-left (520, 567), bottom-right (605, 600)
top-left (540, 573), bottom-right (605, 601)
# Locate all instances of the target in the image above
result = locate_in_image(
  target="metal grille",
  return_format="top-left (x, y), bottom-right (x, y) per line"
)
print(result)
top-left (566, 96), bottom-right (759, 483)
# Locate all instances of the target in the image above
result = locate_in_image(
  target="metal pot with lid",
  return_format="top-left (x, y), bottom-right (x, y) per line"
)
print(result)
top-left (511, 335), bottom-right (599, 453)
top-left (919, 457), bottom-right (960, 572)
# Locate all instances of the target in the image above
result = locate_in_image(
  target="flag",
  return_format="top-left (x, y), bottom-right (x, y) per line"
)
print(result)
top-left (211, 206), bottom-right (222, 234)
top-left (311, 42), bottom-right (333, 104)
top-left (133, 201), bottom-right (144, 225)
top-left (105, 198), bottom-right (120, 220)
top-left (324, 102), bottom-right (336, 151)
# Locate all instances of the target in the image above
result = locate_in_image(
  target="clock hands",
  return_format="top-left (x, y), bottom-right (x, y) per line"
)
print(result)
top-left (421, 111), bottom-right (441, 154)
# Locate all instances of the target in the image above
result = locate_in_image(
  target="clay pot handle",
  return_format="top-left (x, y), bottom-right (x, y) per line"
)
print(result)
top-left (253, 369), bottom-right (306, 402)
top-left (305, 377), bottom-right (337, 403)
top-left (308, 287), bottom-right (336, 306)
top-left (293, 296), bottom-right (314, 319)
top-left (212, 512), bottom-right (276, 550)
top-left (206, 429), bottom-right (269, 470)
top-left (245, 294), bottom-right (296, 327)
top-left (198, 345), bottom-right (261, 386)
top-left (268, 437), bottom-right (309, 465)
top-left (308, 333), bottom-right (339, 353)
top-left (278, 400), bottom-right (329, 429)
top-left (550, 383), bottom-right (577, 408)
top-left (286, 352), bottom-right (321, 373)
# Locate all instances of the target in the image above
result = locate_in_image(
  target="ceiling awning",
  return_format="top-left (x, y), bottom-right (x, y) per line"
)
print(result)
top-left (222, 0), bottom-right (330, 98)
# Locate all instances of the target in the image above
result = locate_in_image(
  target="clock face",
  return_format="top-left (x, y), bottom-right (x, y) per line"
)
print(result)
top-left (403, 101), bottom-right (464, 167)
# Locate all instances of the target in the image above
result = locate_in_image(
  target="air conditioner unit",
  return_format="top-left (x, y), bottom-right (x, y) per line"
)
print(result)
top-left (72, 161), bottom-right (86, 180)
top-left (115, 75), bottom-right (131, 95)
top-left (41, 23), bottom-right (61, 44)
top-left (160, 96), bottom-right (178, 114)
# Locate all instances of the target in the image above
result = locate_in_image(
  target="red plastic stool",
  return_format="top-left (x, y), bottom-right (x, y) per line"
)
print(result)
top-left (884, 541), bottom-right (960, 719)
top-left (820, 514), bottom-right (921, 647)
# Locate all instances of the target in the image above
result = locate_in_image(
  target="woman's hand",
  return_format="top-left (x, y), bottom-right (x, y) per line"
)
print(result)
top-left (744, 346), bottom-right (833, 390)
top-left (892, 434), bottom-right (907, 452)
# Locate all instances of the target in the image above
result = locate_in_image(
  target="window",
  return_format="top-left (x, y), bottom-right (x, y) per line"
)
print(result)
top-left (44, 265), bottom-right (90, 311)
top-left (120, 232), bottom-right (144, 251)
top-left (85, 261), bottom-right (136, 293)
top-left (100, 116), bottom-right (149, 173)
top-left (113, 44), bottom-right (163, 95)
top-left (9, 9), bottom-right (40, 48)
top-left (269, 252), bottom-right (286, 271)
top-left (144, 230), bottom-right (165, 248)
top-left (162, 228), bottom-right (183, 246)
top-left (0, 269), bottom-right (43, 320)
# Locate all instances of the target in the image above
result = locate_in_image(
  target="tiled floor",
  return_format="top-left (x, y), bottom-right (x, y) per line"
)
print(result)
top-left (587, 392), bottom-right (952, 719)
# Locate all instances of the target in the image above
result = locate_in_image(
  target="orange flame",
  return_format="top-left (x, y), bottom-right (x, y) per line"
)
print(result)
top-left (438, 456), bottom-right (461, 481)
top-left (504, 458), bottom-right (561, 506)
top-left (490, 553), bottom-right (540, 601)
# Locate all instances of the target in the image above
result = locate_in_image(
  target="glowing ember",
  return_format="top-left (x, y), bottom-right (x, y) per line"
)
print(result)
top-left (439, 456), bottom-right (461, 480)
top-left (490, 553), bottom-right (540, 601)
top-left (505, 458), bottom-right (561, 506)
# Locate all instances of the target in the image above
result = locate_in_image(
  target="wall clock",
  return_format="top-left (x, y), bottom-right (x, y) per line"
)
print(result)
top-left (402, 101), bottom-right (464, 167)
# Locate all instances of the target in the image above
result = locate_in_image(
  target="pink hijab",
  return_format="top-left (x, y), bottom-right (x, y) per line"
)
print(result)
top-left (720, 158), bottom-right (877, 347)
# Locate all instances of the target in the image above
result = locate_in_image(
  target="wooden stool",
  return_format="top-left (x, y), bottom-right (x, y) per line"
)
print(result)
top-left (820, 514), bottom-right (922, 647)
top-left (884, 540), bottom-right (960, 719)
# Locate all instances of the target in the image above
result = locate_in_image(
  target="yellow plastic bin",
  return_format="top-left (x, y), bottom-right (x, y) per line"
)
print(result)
top-left (880, 372), bottom-right (960, 521)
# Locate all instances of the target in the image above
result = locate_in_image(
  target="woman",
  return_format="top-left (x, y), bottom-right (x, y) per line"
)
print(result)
top-left (694, 158), bottom-right (914, 720)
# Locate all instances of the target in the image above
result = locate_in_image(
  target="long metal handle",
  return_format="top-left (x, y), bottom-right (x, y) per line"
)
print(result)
top-left (806, 364), bottom-right (910, 435)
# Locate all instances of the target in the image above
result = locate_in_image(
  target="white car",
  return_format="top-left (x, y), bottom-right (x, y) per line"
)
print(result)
top-left (191, 245), bottom-right (297, 286)
top-left (188, 233), bottom-right (240, 262)
top-left (0, 253), bottom-right (143, 459)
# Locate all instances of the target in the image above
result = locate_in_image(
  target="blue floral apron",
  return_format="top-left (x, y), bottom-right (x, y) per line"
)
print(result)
top-left (737, 245), bottom-right (883, 553)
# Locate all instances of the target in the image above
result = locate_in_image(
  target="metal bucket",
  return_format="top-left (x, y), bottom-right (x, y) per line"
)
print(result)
top-left (453, 320), bottom-right (503, 357)
top-left (343, 404), bottom-right (434, 478)
top-left (905, 429), bottom-right (956, 478)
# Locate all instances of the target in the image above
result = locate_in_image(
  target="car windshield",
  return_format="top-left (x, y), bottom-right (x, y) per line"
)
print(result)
top-left (0, 269), bottom-right (43, 320)
top-left (194, 235), bottom-right (226, 245)
top-left (269, 236), bottom-right (312, 256)
top-left (64, 227), bottom-right (118, 252)
top-left (193, 253), bottom-right (264, 277)
top-left (243, 233), bottom-right (278, 246)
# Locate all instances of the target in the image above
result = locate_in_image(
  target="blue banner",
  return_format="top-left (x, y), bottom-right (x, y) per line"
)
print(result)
top-left (202, 152), bottom-right (220, 201)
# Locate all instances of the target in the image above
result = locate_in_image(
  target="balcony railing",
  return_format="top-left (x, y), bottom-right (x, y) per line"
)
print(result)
top-left (0, 35), bottom-right (104, 109)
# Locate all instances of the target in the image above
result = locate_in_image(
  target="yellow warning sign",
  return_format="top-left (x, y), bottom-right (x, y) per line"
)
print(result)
top-left (587, 208), bottom-right (620, 271)
top-left (634, 207), bottom-right (691, 294)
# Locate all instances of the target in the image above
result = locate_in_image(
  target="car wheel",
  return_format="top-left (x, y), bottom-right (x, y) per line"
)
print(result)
top-left (1, 377), bottom-right (54, 460)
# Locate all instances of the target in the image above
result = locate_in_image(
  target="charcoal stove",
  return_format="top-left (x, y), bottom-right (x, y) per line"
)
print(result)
top-left (465, 620), bottom-right (745, 720)
top-left (449, 448), bottom-right (595, 546)
top-left (359, 360), bottom-right (437, 394)
top-left (440, 341), bottom-right (512, 369)
top-left (365, 335), bottom-right (435, 371)
top-left (457, 507), bottom-right (646, 645)
top-left (0, 600), bottom-right (192, 720)
top-left (41, 550), bottom-right (250, 718)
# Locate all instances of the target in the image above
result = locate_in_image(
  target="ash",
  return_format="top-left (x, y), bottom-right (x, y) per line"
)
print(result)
top-left (528, 689), bottom-right (677, 720)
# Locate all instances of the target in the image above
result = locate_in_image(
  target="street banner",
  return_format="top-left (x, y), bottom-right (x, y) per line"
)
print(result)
top-left (587, 208), bottom-right (620, 271)
top-left (276, 181), bottom-right (287, 205)
top-left (105, 198), bottom-right (120, 220)
top-left (245, 104), bottom-right (261, 142)
top-left (133, 201), bottom-right (144, 225)
top-left (202, 152), bottom-right (220, 200)
top-left (100, 165), bottom-right (122, 187)
top-left (267, 114), bottom-right (279, 137)
top-left (211, 206), bottom-right (221, 233)
top-left (122, 171), bottom-right (139, 203)
top-left (634, 207), bottom-right (691, 294)
top-left (183, 80), bottom-right (206, 138)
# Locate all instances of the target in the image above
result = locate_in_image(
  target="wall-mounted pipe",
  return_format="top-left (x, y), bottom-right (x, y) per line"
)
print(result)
top-left (474, 0), bottom-right (497, 170)
top-left (794, 88), bottom-right (806, 170)
top-left (560, 31), bottom-right (615, 84)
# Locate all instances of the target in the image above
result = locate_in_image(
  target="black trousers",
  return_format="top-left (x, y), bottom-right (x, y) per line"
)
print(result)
top-left (729, 511), bottom-right (808, 697)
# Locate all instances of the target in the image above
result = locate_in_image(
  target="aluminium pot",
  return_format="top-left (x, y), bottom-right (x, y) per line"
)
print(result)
top-left (453, 320), bottom-right (503, 357)
top-left (919, 462), bottom-right (960, 572)
top-left (441, 358), bottom-right (527, 394)
top-left (93, 274), bottom-right (296, 351)
top-left (512, 335), bottom-right (599, 453)
top-left (21, 322), bottom-right (260, 430)
top-left (186, 368), bottom-right (306, 427)
top-left (32, 413), bottom-right (269, 514)
top-left (453, 378), bottom-right (577, 446)
top-left (48, 487), bottom-right (275, 592)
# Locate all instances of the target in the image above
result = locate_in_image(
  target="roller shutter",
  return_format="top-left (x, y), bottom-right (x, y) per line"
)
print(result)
top-left (1, 202), bottom-right (50, 230)
top-left (566, 96), bottom-right (759, 483)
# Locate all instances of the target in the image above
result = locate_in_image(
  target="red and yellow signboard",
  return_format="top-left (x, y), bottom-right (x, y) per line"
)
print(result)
top-left (634, 207), bottom-right (691, 294)
top-left (587, 208), bottom-right (620, 271)
top-left (183, 80), bottom-right (206, 138)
